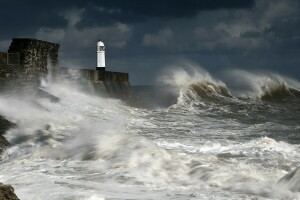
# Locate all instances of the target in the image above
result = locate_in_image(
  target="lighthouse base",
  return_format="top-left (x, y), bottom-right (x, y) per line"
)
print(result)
top-left (96, 67), bottom-right (106, 71)
top-left (80, 69), bottom-right (131, 99)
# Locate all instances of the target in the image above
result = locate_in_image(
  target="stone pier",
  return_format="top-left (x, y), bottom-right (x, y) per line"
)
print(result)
top-left (80, 69), bottom-right (132, 99)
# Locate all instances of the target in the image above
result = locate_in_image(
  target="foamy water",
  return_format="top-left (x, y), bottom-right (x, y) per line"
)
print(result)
top-left (0, 67), bottom-right (300, 199)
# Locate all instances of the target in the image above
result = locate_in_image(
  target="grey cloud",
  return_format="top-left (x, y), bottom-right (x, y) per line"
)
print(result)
top-left (35, 9), bottom-right (132, 48)
top-left (35, 9), bottom-right (132, 69)
top-left (240, 31), bottom-right (262, 38)
top-left (142, 28), bottom-right (173, 47)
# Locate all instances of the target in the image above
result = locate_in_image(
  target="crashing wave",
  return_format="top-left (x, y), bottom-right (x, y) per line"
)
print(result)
top-left (159, 66), bottom-right (232, 107)
top-left (188, 81), bottom-right (232, 100)
top-left (223, 70), bottom-right (300, 101)
top-left (175, 81), bottom-right (232, 107)
top-left (159, 66), bottom-right (300, 106)
top-left (259, 81), bottom-right (300, 101)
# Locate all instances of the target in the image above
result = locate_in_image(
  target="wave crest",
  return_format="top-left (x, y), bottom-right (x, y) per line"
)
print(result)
top-left (223, 70), bottom-right (300, 101)
top-left (189, 81), bottom-right (231, 100)
top-left (159, 65), bottom-right (232, 106)
top-left (260, 80), bottom-right (300, 101)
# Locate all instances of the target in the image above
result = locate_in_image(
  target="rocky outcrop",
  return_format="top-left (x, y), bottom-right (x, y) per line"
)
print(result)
top-left (0, 183), bottom-right (20, 200)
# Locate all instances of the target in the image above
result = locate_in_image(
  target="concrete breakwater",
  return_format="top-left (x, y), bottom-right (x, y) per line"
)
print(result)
top-left (80, 69), bottom-right (132, 99)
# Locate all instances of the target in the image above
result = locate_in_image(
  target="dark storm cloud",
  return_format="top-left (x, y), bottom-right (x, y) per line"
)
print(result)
top-left (0, 0), bottom-right (255, 35)
top-left (263, 18), bottom-right (300, 53)
top-left (77, 0), bottom-right (255, 27)
top-left (0, 1), bottom-right (68, 37)
top-left (95, 0), bottom-right (255, 17)
top-left (265, 18), bottom-right (300, 39)
top-left (0, 0), bottom-right (299, 84)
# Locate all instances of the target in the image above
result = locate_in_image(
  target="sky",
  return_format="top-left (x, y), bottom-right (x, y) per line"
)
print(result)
top-left (0, 0), bottom-right (299, 85)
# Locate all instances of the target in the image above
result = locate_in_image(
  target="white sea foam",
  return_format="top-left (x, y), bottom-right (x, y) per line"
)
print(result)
top-left (0, 66), bottom-right (299, 199)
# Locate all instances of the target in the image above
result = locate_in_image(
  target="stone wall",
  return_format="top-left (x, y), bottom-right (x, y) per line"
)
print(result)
top-left (0, 38), bottom-right (59, 91)
top-left (0, 52), bottom-right (7, 65)
top-left (8, 38), bottom-right (59, 70)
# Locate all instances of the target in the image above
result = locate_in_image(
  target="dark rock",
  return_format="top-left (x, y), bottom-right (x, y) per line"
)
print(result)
top-left (0, 115), bottom-right (15, 154)
top-left (0, 183), bottom-right (20, 200)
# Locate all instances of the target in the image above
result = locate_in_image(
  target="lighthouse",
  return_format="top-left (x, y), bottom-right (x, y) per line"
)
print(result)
top-left (97, 40), bottom-right (105, 70)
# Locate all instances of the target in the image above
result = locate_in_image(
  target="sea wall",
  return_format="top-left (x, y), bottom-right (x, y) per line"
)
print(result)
top-left (0, 52), bottom-right (7, 65)
top-left (80, 69), bottom-right (132, 99)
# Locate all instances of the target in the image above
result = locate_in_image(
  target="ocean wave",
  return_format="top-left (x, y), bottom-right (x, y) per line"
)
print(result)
top-left (0, 75), bottom-right (299, 199)
top-left (259, 81), bottom-right (300, 101)
top-left (188, 81), bottom-right (232, 100)
top-left (223, 70), bottom-right (300, 101)
top-left (158, 66), bottom-right (232, 107)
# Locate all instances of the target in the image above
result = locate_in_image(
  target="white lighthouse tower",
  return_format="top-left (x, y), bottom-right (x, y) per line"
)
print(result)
top-left (97, 40), bottom-right (105, 70)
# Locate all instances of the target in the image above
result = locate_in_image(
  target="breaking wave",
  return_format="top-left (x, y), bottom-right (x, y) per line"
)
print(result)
top-left (159, 66), bottom-right (232, 107)
top-left (158, 65), bottom-right (300, 108)
top-left (224, 70), bottom-right (300, 101)
top-left (260, 81), bottom-right (300, 101)
top-left (187, 81), bottom-right (231, 100)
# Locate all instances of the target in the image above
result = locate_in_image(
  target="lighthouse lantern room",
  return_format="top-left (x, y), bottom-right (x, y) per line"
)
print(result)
top-left (97, 40), bottom-right (105, 70)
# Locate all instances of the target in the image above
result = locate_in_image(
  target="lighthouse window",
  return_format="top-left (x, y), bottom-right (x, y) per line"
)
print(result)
top-left (99, 46), bottom-right (105, 51)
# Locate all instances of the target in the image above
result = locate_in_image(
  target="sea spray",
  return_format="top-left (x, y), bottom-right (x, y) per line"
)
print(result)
top-left (157, 64), bottom-right (232, 108)
top-left (0, 65), bottom-right (300, 199)
top-left (222, 69), bottom-right (300, 100)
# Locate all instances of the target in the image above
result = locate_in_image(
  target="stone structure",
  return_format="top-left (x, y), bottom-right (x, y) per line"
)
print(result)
top-left (0, 38), bottom-right (59, 91)
top-left (81, 69), bottom-right (132, 99)
top-left (0, 38), bottom-right (133, 100)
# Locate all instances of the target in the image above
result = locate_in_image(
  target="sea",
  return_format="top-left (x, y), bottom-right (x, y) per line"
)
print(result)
top-left (0, 65), bottom-right (300, 200)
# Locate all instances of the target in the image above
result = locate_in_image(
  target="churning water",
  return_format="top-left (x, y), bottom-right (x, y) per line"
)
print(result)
top-left (0, 66), bottom-right (300, 200)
